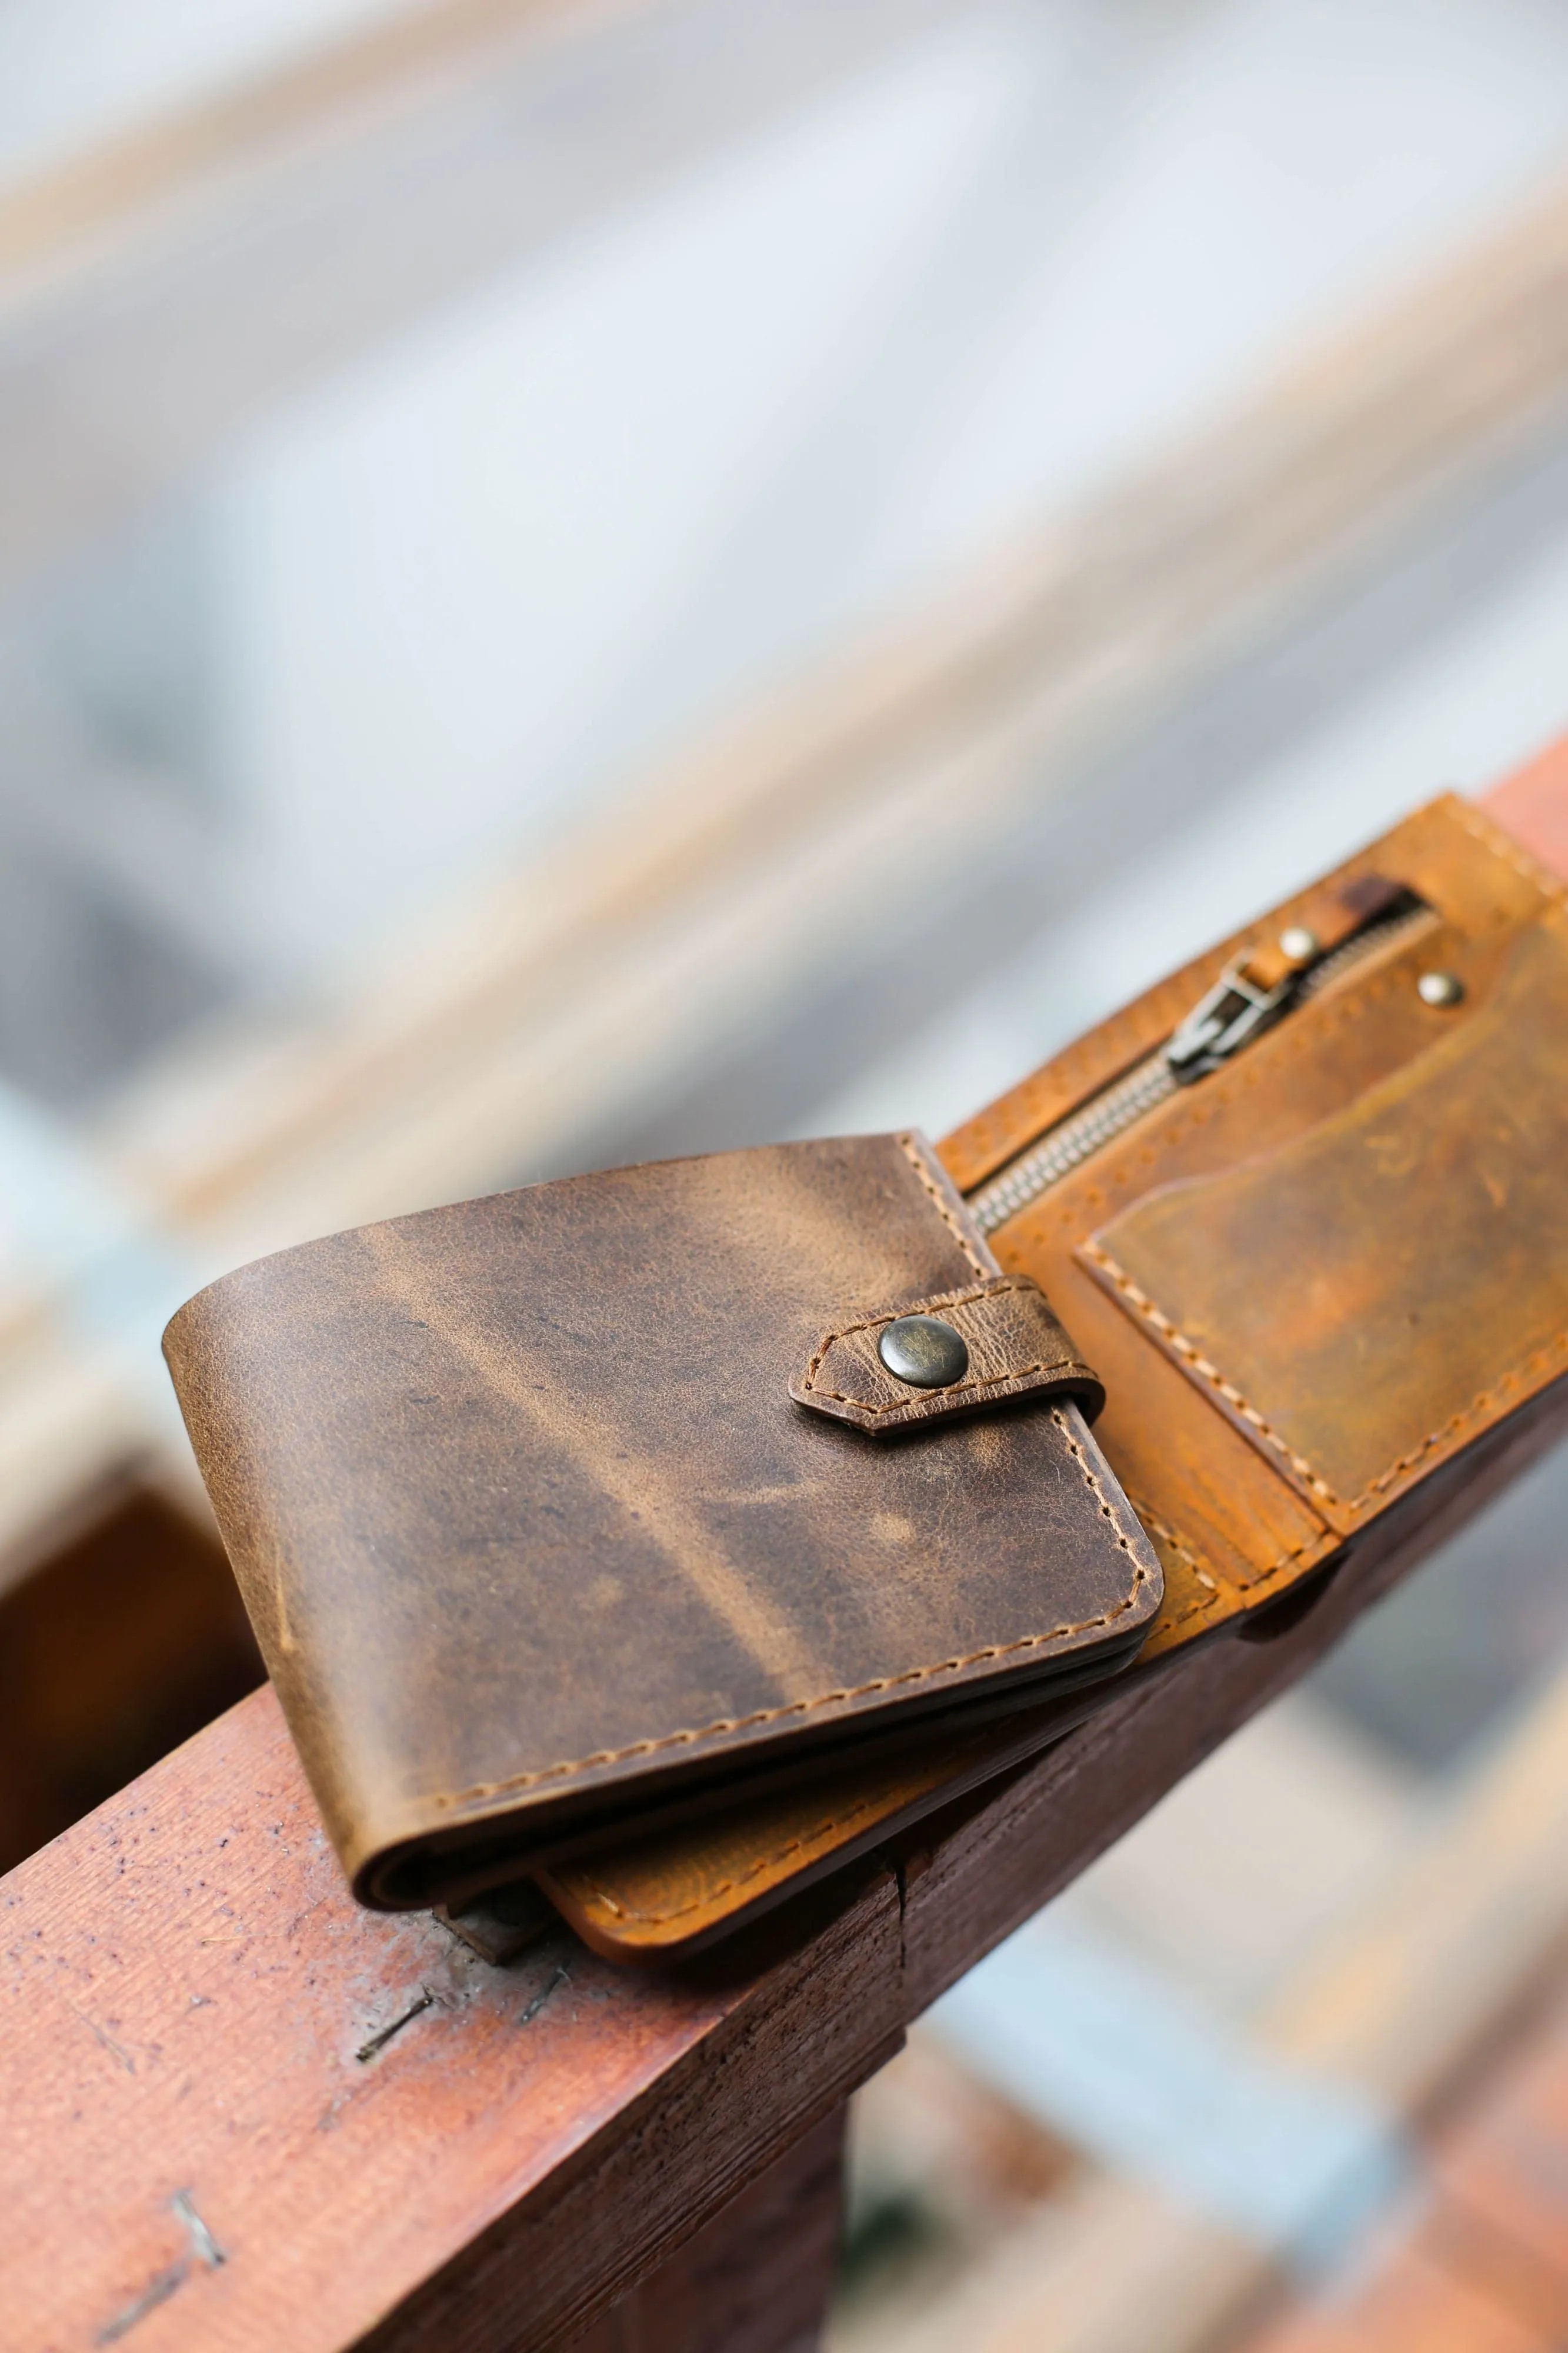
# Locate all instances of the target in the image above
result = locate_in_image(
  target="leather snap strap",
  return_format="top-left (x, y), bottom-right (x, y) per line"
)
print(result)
top-left (790, 1274), bottom-right (1104, 1434)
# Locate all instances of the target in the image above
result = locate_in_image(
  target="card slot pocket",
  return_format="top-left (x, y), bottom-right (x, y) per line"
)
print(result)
top-left (1077, 915), bottom-right (1568, 1534)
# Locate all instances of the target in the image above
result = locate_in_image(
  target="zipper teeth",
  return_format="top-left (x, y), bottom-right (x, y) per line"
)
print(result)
top-left (970, 1054), bottom-right (1176, 1234)
top-left (967, 902), bottom-right (1433, 1237)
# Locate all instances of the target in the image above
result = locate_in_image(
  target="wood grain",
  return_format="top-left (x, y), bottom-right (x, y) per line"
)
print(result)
top-left (571, 2108), bottom-right (848, 2353)
top-left (4, 1371), bottom-right (1564, 2351)
top-left (0, 1689), bottom-right (900, 2353)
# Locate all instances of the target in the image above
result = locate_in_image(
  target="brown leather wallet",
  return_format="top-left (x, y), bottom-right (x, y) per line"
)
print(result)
top-left (163, 1129), bottom-right (1158, 1909)
top-left (540, 792), bottom-right (1568, 1959)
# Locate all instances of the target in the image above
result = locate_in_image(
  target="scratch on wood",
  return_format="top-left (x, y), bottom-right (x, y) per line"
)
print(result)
top-left (72, 2004), bottom-right (136, 2074)
top-left (96, 2261), bottom-right (187, 2343)
top-left (518, 1965), bottom-right (569, 2028)
top-left (93, 2186), bottom-right (225, 2342)
top-left (172, 2188), bottom-right (226, 2268)
top-left (355, 1988), bottom-right (435, 2062)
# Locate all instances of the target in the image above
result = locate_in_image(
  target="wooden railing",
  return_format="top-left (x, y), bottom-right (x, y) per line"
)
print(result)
top-left (2, 742), bottom-right (1567, 2352)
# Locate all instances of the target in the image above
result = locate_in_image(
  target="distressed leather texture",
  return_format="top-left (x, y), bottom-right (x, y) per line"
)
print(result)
top-left (1078, 913), bottom-right (1568, 1533)
top-left (562, 794), bottom-right (1568, 1960)
top-left (790, 1274), bottom-right (1102, 1433)
top-left (163, 1128), bottom-right (1156, 1911)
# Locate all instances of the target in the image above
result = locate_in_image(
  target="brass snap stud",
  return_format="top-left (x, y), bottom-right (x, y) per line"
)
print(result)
top-left (1417, 970), bottom-right (1464, 1007)
top-left (878, 1315), bottom-right (969, 1388)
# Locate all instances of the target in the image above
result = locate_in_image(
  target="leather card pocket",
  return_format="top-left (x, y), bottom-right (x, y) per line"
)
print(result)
top-left (1076, 914), bottom-right (1568, 1534)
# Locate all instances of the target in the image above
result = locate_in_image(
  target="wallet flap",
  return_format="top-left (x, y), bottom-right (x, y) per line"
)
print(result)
top-left (164, 1127), bottom-right (1155, 1908)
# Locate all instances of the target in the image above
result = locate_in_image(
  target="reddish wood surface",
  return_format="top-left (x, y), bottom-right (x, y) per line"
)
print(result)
top-left (573, 2108), bottom-right (848, 2353)
top-left (1484, 731), bottom-right (1568, 887)
top-left (0, 1691), bottom-right (898, 2353)
top-left (2, 743), bottom-right (1565, 2353)
top-left (5, 1368), bottom-right (1562, 2353)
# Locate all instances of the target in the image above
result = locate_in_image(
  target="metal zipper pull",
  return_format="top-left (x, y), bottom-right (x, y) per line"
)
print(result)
top-left (1162, 960), bottom-right (1298, 1085)
top-left (965, 885), bottom-right (1428, 1237)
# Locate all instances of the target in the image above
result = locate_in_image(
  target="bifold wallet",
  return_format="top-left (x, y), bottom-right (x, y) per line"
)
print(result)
top-left (163, 1130), bottom-right (1159, 1909)
top-left (520, 791), bottom-right (1568, 1959)
top-left (165, 789), bottom-right (1568, 1955)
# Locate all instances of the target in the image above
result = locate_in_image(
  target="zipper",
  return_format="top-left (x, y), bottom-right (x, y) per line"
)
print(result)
top-left (966, 896), bottom-right (1432, 1237)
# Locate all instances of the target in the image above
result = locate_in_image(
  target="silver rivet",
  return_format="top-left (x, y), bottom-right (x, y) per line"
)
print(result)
top-left (878, 1315), bottom-right (969, 1389)
top-left (1278, 925), bottom-right (1319, 964)
top-left (1417, 970), bottom-right (1464, 1008)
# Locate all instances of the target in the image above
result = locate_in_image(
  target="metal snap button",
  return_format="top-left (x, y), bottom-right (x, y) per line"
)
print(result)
top-left (878, 1315), bottom-right (969, 1388)
top-left (1417, 970), bottom-right (1464, 1007)
top-left (1277, 925), bottom-right (1319, 965)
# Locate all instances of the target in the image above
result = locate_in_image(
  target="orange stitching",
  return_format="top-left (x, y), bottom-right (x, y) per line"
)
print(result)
top-left (808, 1358), bottom-right (1095, 1412)
top-left (1129, 1503), bottom-right (1219, 1617)
top-left (897, 1129), bottom-right (990, 1279)
top-left (1151, 1594), bottom-right (1219, 1639)
top-left (1127, 1498), bottom-right (1223, 1638)
top-left (1128, 1499), bottom-right (1323, 1629)
top-left (799, 1276), bottom-right (1019, 1388)
top-left (562, 1787), bottom-right (895, 1926)
top-left (1237, 1535), bottom-right (1325, 1594)
top-left (1128, 1504), bottom-right (1212, 1583)
top-left (1350, 1332), bottom-right (1568, 1505)
top-left (433, 1409), bottom-right (1149, 1814)
top-left (798, 1275), bottom-right (1089, 1413)
top-left (1086, 1245), bottom-right (1342, 1505)
top-left (1091, 1249), bottom-right (1568, 1522)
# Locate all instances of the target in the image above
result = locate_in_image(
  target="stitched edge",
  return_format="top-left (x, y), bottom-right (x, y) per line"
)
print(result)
top-left (798, 1275), bottom-right (1089, 1412)
top-left (799, 1276), bottom-right (1019, 1387)
top-left (806, 1356), bottom-right (1098, 1414)
top-left (1130, 1499), bottom-right (1327, 1644)
top-left (1449, 798), bottom-right (1568, 908)
top-left (896, 1128), bottom-right (990, 1279)
top-left (1086, 1245), bottom-right (1342, 1505)
top-left (1088, 1245), bottom-right (1568, 1521)
top-left (556, 1784), bottom-right (899, 1927)
top-left (1233, 1531), bottom-right (1327, 1595)
top-left (431, 1408), bottom-right (1151, 1815)
top-left (1349, 1329), bottom-right (1568, 1504)
top-left (1127, 1501), bottom-right (1223, 1639)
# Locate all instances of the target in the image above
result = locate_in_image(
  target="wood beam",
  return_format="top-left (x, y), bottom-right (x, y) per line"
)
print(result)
top-left (2, 1332), bottom-right (1564, 2349)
